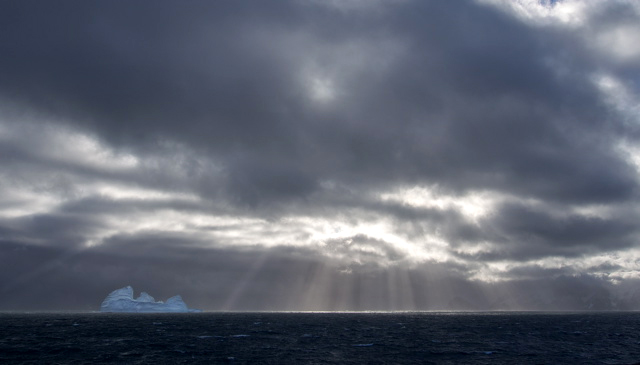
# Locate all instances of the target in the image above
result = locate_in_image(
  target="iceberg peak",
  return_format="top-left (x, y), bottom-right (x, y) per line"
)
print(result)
top-left (136, 292), bottom-right (156, 303)
top-left (100, 286), bottom-right (201, 313)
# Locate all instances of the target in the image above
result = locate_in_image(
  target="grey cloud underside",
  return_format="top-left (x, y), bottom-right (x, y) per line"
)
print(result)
top-left (1, 0), bottom-right (640, 309)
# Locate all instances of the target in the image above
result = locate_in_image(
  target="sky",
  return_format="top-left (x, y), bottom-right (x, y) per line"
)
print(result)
top-left (1, 0), bottom-right (640, 311)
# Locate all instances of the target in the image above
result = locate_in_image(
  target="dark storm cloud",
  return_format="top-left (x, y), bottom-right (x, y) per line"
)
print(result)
top-left (1, 0), bottom-right (640, 310)
top-left (0, 0), bottom-right (304, 150)
top-left (2, 0), bottom-right (636, 205)
top-left (223, 156), bottom-right (318, 207)
top-left (492, 203), bottom-right (637, 249)
top-left (11, 213), bottom-right (106, 247)
top-left (449, 202), bottom-right (640, 261)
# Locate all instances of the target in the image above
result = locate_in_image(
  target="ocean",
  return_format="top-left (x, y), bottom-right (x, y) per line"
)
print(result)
top-left (1, 312), bottom-right (639, 364)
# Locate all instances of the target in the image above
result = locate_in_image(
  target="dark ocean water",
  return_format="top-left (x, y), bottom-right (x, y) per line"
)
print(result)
top-left (1, 312), bottom-right (640, 364)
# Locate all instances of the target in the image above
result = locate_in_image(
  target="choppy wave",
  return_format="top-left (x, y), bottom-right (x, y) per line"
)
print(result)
top-left (1, 312), bottom-right (640, 364)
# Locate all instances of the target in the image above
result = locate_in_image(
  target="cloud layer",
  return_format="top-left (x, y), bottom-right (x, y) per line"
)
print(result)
top-left (1, 0), bottom-right (639, 310)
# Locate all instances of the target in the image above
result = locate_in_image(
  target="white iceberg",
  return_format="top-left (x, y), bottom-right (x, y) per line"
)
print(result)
top-left (100, 286), bottom-right (201, 313)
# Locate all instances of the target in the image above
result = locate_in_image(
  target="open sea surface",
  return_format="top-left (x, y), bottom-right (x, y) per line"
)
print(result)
top-left (1, 312), bottom-right (640, 364)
